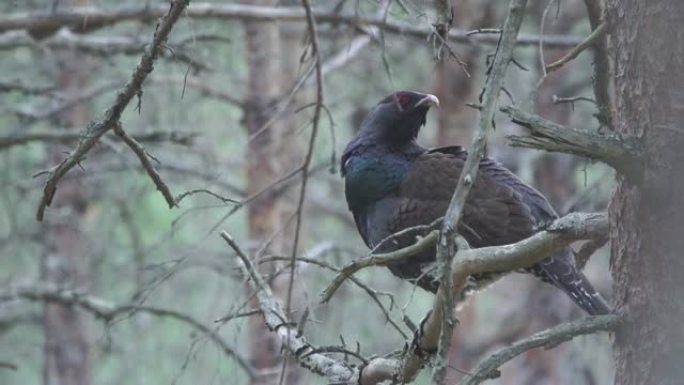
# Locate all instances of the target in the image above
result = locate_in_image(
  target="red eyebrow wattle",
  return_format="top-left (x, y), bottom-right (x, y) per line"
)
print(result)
top-left (394, 93), bottom-right (410, 104)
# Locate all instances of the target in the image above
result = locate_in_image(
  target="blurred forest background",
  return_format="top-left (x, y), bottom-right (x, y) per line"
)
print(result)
top-left (0, 0), bottom-right (615, 384)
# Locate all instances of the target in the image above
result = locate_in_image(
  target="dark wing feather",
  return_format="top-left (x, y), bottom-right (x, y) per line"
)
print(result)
top-left (372, 151), bottom-right (536, 292)
top-left (395, 151), bottom-right (536, 247)
top-left (429, 146), bottom-right (610, 314)
top-left (392, 147), bottom-right (611, 314)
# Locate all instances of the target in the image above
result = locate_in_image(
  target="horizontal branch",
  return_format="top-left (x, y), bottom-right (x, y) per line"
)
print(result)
top-left (0, 3), bottom-right (584, 49)
top-left (240, 212), bottom-right (607, 385)
top-left (501, 105), bottom-right (642, 180)
top-left (0, 30), bottom-right (212, 72)
top-left (457, 314), bottom-right (620, 385)
top-left (0, 129), bottom-right (195, 150)
top-left (358, 212), bottom-right (608, 384)
top-left (0, 285), bottom-right (255, 378)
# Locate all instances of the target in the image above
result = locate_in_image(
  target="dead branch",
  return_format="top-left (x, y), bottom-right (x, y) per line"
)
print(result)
top-left (575, 235), bottom-right (609, 270)
top-left (8, 80), bottom-right (122, 122)
top-left (582, 0), bottom-right (614, 130)
top-left (545, 22), bottom-right (606, 73)
top-left (220, 232), bottom-right (357, 383)
top-left (0, 129), bottom-right (195, 150)
top-left (501, 105), bottom-right (642, 180)
top-left (222, 211), bottom-right (608, 385)
top-left (285, 0), bottom-right (325, 337)
top-left (430, 0), bottom-right (528, 382)
top-left (0, 285), bottom-right (255, 378)
top-left (146, 75), bottom-right (244, 107)
top-left (112, 123), bottom-right (176, 208)
top-left (34, 0), bottom-right (190, 221)
top-left (0, 79), bottom-right (54, 95)
top-left (320, 230), bottom-right (439, 303)
top-left (388, 212), bottom-right (608, 385)
top-left (260, 255), bottom-right (408, 339)
top-left (0, 3), bottom-right (584, 49)
top-left (457, 314), bottom-right (620, 385)
top-left (0, 30), bottom-right (213, 74)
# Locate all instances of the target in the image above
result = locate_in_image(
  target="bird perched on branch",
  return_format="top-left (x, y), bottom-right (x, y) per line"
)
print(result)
top-left (341, 91), bottom-right (610, 315)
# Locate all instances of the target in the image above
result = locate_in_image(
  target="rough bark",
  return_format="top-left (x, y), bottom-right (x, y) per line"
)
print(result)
top-left (606, 0), bottom-right (684, 384)
top-left (41, 1), bottom-right (94, 383)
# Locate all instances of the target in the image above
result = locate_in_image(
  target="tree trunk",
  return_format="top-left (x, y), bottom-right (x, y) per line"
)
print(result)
top-left (243, 1), bottom-right (301, 383)
top-left (41, 3), bottom-right (94, 382)
top-left (607, 1), bottom-right (684, 384)
top-left (432, 0), bottom-right (495, 147)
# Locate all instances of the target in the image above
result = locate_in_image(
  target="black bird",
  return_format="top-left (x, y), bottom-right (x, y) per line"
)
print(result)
top-left (341, 91), bottom-right (610, 315)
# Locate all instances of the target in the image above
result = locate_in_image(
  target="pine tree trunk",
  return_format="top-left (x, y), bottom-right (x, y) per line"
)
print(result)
top-left (41, 2), bottom-right (94, 382)
top-left (607, 0), bottom-right (684, 384)
top-left (243, 1), bottom-right (301, 383)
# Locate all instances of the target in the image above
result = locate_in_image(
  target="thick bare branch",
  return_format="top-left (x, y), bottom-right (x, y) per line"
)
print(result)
top-left (362, 212), bottom-right (607, 384)
top-left (457, 314), bottom-right (620, 385)
top-left (0, 3), bottom-right (583, 48)
top-left (35, 0), bottom-right (190, 221)
top-left (501, 105), bottom-right (641, 179)
top-left (222, 212), bottom-right (608, 385)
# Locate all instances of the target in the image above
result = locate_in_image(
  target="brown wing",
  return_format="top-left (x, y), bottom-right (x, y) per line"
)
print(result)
top-left (392, 151), bottom-right (535, 247)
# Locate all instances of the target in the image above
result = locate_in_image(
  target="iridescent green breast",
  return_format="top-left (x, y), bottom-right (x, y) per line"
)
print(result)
top-left (343, 153), bottom-right (410, 211)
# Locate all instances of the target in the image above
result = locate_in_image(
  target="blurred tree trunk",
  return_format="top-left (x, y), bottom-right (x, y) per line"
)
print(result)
top-left (508, 3), bottom-right (586, 384)
top-left (41, 2), bottom-right (94, 385)
top-left (243, 3), bottom-right (283, 381)
top-left (243, 0), bottom-right (301, 383)
top-left (432, 0), bottom-right (495, 147)
top-left (607, 1), bottom-right (684, 384)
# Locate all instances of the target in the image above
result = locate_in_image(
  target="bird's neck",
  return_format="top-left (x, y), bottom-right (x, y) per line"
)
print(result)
top-left (342, 140), bottom-right (424, 211)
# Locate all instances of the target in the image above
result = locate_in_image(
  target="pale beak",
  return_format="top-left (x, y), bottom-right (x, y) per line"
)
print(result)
top-left (414, 94), bottom-right (440, 108)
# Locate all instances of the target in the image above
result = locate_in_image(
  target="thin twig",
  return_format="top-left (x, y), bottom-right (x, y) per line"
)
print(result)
top-left (0, 285), bottom-right (255, 378)
top-left (113, 123), bottom-right (176, 209)
top-left (546, 22), bottom-right (606, 73)
top-left (575, 236), bottom-right (608, 270)
top-left (261, 255), bottom-right (407, 339)
top-left (284, 0), bottom-right (324, 349)
top-left (220, 231), bottom-right (356, 383)
top-left (320, 231), bottom-right (438, 303)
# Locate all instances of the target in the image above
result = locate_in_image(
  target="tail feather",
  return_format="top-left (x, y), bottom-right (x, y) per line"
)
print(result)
top-left (532, 249), bottom-right (611, 315)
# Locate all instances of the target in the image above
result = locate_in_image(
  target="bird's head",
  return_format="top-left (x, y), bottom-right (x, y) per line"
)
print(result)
top-left (359, 91), bottom-right (439, 144)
